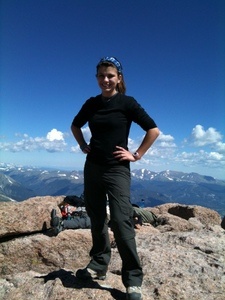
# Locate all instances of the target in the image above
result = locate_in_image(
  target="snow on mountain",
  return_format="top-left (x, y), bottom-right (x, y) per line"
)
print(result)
top-left (0, 163), bottom-right (224, 216)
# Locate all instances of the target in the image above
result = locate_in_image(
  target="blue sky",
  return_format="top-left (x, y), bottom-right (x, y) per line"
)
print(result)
top-left (1, 0), bottom-right (225, 179)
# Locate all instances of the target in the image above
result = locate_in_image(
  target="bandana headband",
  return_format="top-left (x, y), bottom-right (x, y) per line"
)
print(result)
top-left (97, 56), bottom-right (123, 73)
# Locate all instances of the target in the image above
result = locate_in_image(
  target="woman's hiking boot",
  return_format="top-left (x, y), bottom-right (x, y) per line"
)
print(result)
top-left (126, 286), bottom-right (143, 300)
top-left (76, 267), bottom-right (106, 280)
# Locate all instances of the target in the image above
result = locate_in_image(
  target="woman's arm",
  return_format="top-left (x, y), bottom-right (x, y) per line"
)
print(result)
top-left (134, 127), bottom-right (160, 159)
top-left (113, 127), bottom-right (160, 162)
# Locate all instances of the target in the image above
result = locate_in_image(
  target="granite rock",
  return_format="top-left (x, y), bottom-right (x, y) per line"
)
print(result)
top-left (0, 197), bottom-right (224, 300)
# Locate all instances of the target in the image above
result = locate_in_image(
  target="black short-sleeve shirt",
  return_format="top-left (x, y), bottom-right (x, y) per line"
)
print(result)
top-left (72, 93), bottom-right (157, 166)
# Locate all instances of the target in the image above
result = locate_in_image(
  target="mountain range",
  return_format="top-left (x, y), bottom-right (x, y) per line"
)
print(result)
top-left (0, 163), bottom-right (224, 216)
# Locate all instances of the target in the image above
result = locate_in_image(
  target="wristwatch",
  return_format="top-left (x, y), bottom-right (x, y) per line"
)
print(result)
top-left (132, 151), bottom-right (140, 160)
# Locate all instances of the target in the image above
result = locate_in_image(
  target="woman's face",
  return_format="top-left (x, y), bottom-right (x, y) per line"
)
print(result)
top-left (96, 65), bottom-right (121, 97)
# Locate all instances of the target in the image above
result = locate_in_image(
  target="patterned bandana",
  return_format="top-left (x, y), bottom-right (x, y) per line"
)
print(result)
top-left (97, 56), bottom-right (123, 73)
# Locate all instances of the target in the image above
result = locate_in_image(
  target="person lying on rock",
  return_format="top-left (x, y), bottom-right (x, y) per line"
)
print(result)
top-left (49, 194), bottom-right (91, 235)
top-left (109, 205), bottom-right (160, 229)
top-left (132, 205), bottom-right (160, 227)
top-left (50, 206), bottom-right (91, 236)
top-left (50, 196), bottom-right (160, 236)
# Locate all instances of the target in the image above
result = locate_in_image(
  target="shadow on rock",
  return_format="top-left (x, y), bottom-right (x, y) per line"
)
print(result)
top-left (36, 269), bottom-right (125, 299)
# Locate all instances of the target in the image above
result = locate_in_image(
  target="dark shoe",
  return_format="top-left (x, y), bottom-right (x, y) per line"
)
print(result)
top-left (156, 217), bottom-right (167, 226)
top-left (126, 286), bottom-right (143, 300)
top-left (50, 209), bottom-right (57, 226)
top-left (50, 209), bottom-right (63, 236)
top-left (76, 267), bottom-right (106, 280)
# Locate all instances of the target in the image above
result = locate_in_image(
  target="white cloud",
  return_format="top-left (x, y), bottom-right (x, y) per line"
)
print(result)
top-left (158, 132), bottom-right (174, 142)
top-left (175, 150), bottom-right (224, 168)
top-left (128, 137), bottom-right (139, 152)
top-left (81, 126), bottom-right (91, 141)
top-left (46, 129), bottom-right (64, 141)
top-left (127, 132), bottom-right (177, 170)
top-left (156, 132), bottom-right (176, 148)
top-left (128, 131), bottom-right (176, 153)
top-left (208, 152), bottom-right (223, 160)
top-left (70, 126), bottom-right (91, 153)
top-left (70, 145), bottom-right (80, 153)
top-left (190, 125), bottom-right (222, 147)
top-left (144, 132), bottom-right (177, 160)
top-left (1, 125), bottom-right (225, 178)
top-left (214, 142), bottom-right (225, 154)
top-left (0, 129), bottom-right (67, 153)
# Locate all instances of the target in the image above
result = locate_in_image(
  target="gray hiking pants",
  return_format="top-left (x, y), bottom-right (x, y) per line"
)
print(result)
top-left (84, 160), bottom-right (143, 288)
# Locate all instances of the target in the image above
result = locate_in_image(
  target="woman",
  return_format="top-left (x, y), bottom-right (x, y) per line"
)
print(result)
top-left (71, 56), bottom-right (159, 300)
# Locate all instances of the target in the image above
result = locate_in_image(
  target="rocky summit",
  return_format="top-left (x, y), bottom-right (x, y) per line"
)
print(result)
top-left (0, 196), bottom-right (224, 300)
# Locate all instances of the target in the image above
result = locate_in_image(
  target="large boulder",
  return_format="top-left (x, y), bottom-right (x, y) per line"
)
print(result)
top-left (0, 197), bottom-right (224, 300)
top-left (0, 196), bottom-right (64, 238)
